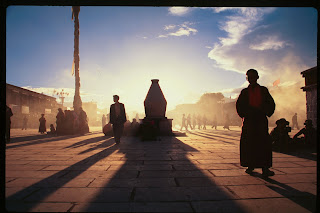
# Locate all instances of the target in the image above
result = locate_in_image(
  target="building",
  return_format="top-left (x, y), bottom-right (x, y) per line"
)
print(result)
top-left (6, 83), bottom-right (61, 128)
top-left (301, 66), bottom-right (317, 129)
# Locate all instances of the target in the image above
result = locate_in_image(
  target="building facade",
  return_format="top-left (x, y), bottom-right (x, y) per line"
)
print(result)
top-left (301, 66), bottom-right (317, 129)
top-left (6, 83), bottom-right (61, 129)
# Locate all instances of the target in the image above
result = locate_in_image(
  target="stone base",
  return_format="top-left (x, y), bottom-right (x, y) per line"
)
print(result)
top-left (141, 117), bottom-right (173, 136)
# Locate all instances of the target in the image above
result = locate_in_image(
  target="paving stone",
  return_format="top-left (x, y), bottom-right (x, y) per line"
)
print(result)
top-left (292, 161), bottom-right (317, 167)
top-left (274, 167), bottom-right (316, 174)
top-left (71, 202), bottom-right (132, 212)
top-left (139, 170), bottom-right (213, 178)
top-left (192, 197), bottom-right (312, 213)
top-left (6, 187), bottom-right (40, 201)
top-left (272, 162), bottom-right (305, 168)
top-left (5, 170), bottom-right (68, 178)
top-left (267, 174), bottom-right (316, 184)
top-left (132, 202), bottom-right (193, 212)
top-left (226, 185), bottom-right (282, 199)
top-left (135, 186), bottom-right (237, 202)
top-left (6, 201), bottom-right (73, 212)
top-left (24, 187), bottom-right (132, 202)
top-left (174, 163), bottom-right (238, 170)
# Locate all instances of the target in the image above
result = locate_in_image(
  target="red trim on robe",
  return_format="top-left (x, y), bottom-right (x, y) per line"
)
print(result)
top-left (248, 85), bottom-right (262, 107)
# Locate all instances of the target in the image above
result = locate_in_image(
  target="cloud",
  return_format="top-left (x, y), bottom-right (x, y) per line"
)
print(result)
top-left (168, 7), bottom-right (191, 16)
top-left (249, 35), bottom-right (291, 51)
top-left (158, 22), bottom-right (197, 38)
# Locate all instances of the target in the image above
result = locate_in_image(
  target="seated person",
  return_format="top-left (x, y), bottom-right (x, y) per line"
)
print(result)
top-left (270, 118), bottom-right (292, 152)
top-left (293, 119), bottom-right (316, 149)
top-left (47, 124), bottom-right (56, 135)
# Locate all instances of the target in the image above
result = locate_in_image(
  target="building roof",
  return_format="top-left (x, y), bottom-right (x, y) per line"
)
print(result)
top-left (301, 66), bottom-right (317, 76)
top-left (6, 83), bottom-right (56, 100)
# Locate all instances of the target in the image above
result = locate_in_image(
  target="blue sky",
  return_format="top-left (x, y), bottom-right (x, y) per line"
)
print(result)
top-left (6, 6), bottom-right (317, 114)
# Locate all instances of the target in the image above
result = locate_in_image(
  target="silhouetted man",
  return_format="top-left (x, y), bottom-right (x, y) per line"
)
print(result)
top-left (39, 114), bottom-right (46, 134)
top-left (291, 113), bottom-right (299, 130)
top-left (110, 95), bottom-right (127, 144)
top-left (236, 69), bottom-right (275, 177)
top-left (223, 113), bottom-right (230, 130)
top-left (56, 108), bottom-right (65, 135)
top-left (6, 105), bottom-right (13, 143)
top-left (270, 118), bottom-right (292, 152)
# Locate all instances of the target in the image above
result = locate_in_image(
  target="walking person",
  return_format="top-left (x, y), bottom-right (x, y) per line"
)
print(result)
top-left (22, 115), bottom-right (28, 130)
top-left (211, 114), bottom-right (217, 130)
top-left (109, 95), bottom-right (127, 144)
top-left (39, 114), bottom-right (47, 134)
top-left (236, 69), bottom-right (276, 177)
top-left (6, 105), bottom-right (13, 143)
top-left (203, 115), bottom-right (207, 130)
top-left (291, 113), bottom-right (299, 130)
top-left (223, 113), bottom-right (230, 130)
top-left (197, 114), bottom-right (202, 130)
top-left (192, 113), bottom-right (197, 130)
top-left (180, 114), bottom-right (188, 131)
top-left (187, 114), bottom-right (193, 130)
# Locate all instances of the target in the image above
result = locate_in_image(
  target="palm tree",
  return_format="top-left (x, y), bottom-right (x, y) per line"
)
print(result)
top-left (72, 6), bottom-right (82, 113)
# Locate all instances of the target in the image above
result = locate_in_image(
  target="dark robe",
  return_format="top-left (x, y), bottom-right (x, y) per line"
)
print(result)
top-left (236, 84), bottom-right (275, 168)
top-left (56, 111), bottom-right (65, 135)
top-left (110, 103), bottom-right (126, 142)
top-left (39, 117), bottom-right (46, 133)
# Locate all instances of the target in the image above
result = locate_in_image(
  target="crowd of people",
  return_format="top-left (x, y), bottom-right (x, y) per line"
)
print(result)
top-left (179, 113), bottom-right (232, 131)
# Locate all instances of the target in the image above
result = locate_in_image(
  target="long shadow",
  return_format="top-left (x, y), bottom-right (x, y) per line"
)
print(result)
top-left (65, 135), bottom-right (110, 149)
top-left (193, 130), bottom-right (240, 142)
top-left (83, 136), bottom-right (247, 212)
top-left (188, 132), bottom-right (236, 145)
top-left (6, 136), bottom-right (117, 212)
top-left (258, 176), bottom-right (316, 212)
top-left (6, 134), bottom-right (85, 150)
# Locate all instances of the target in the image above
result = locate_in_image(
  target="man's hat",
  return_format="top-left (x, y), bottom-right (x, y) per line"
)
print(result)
top-left (276, 118), bottom-right (289, 126)
top-left (304, 119), bottom-right (313, 126)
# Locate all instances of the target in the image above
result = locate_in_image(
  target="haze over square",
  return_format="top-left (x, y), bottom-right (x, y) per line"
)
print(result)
top-left (6, 7), bottom-right (317, 114)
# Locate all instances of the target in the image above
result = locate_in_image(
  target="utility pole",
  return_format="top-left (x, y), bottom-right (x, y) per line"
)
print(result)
top-left (72, 6), bottom-right (82, 113)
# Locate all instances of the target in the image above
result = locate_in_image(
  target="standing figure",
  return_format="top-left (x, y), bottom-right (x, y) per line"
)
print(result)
top-left (102, 114), bottom-right (107, 130)
top-left (197, 114), bottom-right (202, 129)
top-left (110, 95), bottom-right (127, 144)
top-left (223, 113), bottom-right (230, 130)
top-left (202, 115), bottom-right (207, 130)
top-left (39, 114), bottom-right (47, 134)
top-left (187, 114), bottom-right (193, 130)
top-left (6, 105), bottom-right (13, 143)
top-left (192, 113), bottom-right (196, 130)
top-left (56, 108), bottom-right (65, 135)
top-left (180, 114), bottom-right (188, 131)
top-left (22, 115), bottom-right (28, 130)
top-left (291, 113), bottom-right (299, 130)
top-left (211, 114), bottom-right (217, 130)
top-left (236, 69), bottom-right (275, 177)
top-left (79, 107), bottom-right (89, 134)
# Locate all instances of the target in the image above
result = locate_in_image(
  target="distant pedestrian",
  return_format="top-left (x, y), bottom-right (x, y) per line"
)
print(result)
top-left (187, 114), bottom-right (193, 130)
top-left (180, 114), bottom-right (188, 131)
top-left (223, 113), bottom-right (230, 130)
top-left (291, 113), bottom-right (299, 130)
top-left (197, 114), bottom-right (202, 129)
top-left (203, 115), bottom-right (207, 130)
top-left (22, 115), bottom-right (28, 130)
top-left (236, 69), bottom-right (275, 177)
top-left (211, 114), bottom-right (217, 130)
top-left (192, 113), bottom-right (196, 130)
top-left (6, 105), bottom-right (13, 143)
top-left (110, 95), bottom-right (127, 144)
top-left (56, 108), bottom-right (65, 135)
top-left (39, 114), bottom-right (47, 134)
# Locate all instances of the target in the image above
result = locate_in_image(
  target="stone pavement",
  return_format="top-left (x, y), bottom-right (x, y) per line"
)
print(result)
top-left (5, 127), bottom-right (317, 212)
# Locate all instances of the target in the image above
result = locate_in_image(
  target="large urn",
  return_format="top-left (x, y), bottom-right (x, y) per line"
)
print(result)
top-left (144, 79), bottom-right (167, 118)
top-left (141, 79), bottom-right (173, 137)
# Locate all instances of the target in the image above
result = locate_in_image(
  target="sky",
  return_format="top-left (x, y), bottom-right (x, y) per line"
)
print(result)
top-left (6, 6), bottom-right (317, 114)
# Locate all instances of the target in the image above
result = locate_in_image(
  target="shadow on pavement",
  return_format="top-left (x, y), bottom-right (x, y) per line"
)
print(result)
top-left (6, 135), bottom-right (117, 212)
